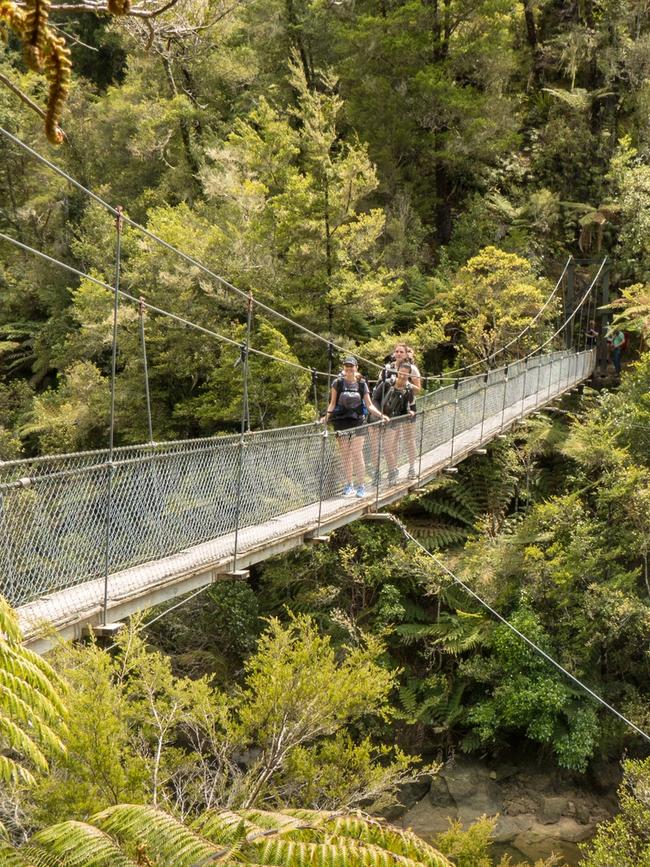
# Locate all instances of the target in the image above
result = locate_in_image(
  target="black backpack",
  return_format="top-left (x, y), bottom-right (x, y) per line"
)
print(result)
top-left (375, 381), bottom-right (413, 418)
top-left (334, 377), bottom-right (368, 420)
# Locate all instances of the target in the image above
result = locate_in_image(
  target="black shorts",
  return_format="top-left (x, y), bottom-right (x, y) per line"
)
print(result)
top-left (333, 417), bottom-right (365, 434)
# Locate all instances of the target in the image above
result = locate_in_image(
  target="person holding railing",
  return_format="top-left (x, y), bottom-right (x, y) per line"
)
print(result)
top-left (321, 357), bottom-right (388, 498)
top-left (371, 362), bottom-right (417, 485)
top-left (370, 343), bottom-right (422, 483)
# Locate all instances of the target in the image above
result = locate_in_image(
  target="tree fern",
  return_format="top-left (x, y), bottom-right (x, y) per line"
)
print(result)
top-left (398, 443), bottom-right (518, 550)
top-left (3, 807), bottom-right (453, 866)
top-left (28, 821), bottom-right (138, 866)
top-left (93, 804), bottom-right (218, 865)
top-left (0, 597), bottom-right (67, 786)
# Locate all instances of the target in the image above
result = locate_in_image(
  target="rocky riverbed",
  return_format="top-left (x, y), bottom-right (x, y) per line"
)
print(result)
top-left (384, 755), bottom-right (620, 865)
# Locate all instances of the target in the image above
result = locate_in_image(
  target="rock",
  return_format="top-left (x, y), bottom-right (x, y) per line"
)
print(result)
top-left (575, 803), bottom-right (591, 825)
top-left (492, 814), bottom-right (534, 843)
top-left (539, 795), bottom-right (568, 825)
top-left (396, 775), bottom-right (431, 810)
top-left (397, 797), bottom-right (457, 839)
top-left (428, 774), bottom-right (454, 809)
top-left (505, 796), bottom-right (538, 816)
top-left (490, 762), bottom-right (518, 782)
top-left (553, 817), bottom-right (595, 844)
top-left (444, 759), bottom-right (482, 801)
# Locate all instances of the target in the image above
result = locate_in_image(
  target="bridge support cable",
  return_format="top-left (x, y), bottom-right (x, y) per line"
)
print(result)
top-left (0, 127), bottom-right (384, 377)
top-left (315, 345), bottom-right (334, 538)
top-left (231, 292), bottom-right (254, 575)
top-left (102, 207), bottom-right (124, 626)
top-left (139, 297), bottom-right (154, 445)
top-left (382, 513), bottom-right (650, 748)
top-left (0, 128), bottom-right (589, 387)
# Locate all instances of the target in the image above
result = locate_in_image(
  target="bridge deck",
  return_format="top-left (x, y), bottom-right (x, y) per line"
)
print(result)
top-left (14, 350), bottom-right (593, 653)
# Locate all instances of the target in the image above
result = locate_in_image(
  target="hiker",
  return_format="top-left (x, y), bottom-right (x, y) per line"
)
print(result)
top-left (371, 343), bottom-right (422, 482)
top-left (586, 320), bottom-right (599, 348)
top-left (606, 328), bottom-right (625, 376)
top-left (371, 362), bottom-right (416, 485)
top-left (322, 357), bottom-right (387, 498)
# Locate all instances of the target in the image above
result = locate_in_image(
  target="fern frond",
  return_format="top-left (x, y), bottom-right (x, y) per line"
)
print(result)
top-left (30, 821), bottom-right (138, 866)
top-left (322, 815), bottom-right (450, 867)
top-left (0, 713), bottom-right (49, 773)
top-left (93, 804), bottom-right (219, 865)
top-left (0, 843), bottom-right (38, 866)
top-left (190, 810), bottom-right (256, 845)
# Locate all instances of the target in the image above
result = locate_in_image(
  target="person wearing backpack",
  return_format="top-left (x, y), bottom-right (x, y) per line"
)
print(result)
top-left (370, 343), bottom-right (422, 482)
top-left (372, 362), bottom-right (416, 485)
top-left (321, 356), bottom-right (388, 497)
top-left (606, 327), bottom-right (626, 376)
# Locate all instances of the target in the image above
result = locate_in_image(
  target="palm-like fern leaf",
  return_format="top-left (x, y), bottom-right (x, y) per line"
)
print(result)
top-left (4, 807), bottom-right (453, 866)
top-left (0, 599), bottom-right (67, 786)
top-left (93, 804), bottom-right (219, 865)
top-left (29, 821), bottom-right (138, 866)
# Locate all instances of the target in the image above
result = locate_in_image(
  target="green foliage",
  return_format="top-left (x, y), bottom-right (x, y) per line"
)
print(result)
top-left (3, 806), bottom-right (455, 866)
top-left (0, 597), bottom-right (67, 788)
top-left (580, 758), bottom-right (650, 866)
top-left (31, 612), bottom-right (406, 824)
top-left (437, 247), bottom-right (556, 368)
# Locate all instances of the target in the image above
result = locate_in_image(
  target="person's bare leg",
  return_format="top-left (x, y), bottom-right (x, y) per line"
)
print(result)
top-left (352, 434), bottom-right (366, 485)
top-left (384, 428), bottom-right (398, 473)
top-left (337, 436), bottom-right (353, 486)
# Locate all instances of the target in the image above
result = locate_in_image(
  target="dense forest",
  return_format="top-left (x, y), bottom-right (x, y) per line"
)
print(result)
top-left (2, 0), bottom-right (650, 864)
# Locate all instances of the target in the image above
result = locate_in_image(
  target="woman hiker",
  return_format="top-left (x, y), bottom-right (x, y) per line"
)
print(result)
top-left (322, 356), bottom-right (388, 498)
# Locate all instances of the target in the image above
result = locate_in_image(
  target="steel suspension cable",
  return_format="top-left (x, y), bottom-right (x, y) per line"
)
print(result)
top-left (424, 254), bottom-right (574, 383)
top-left (0, 126), bottom-right (384, 373)
top-left (0, 127), bottom-right (577, 383)
top-left (102, 207), bottom-right (123, 626)
top-left (0, 230), bottom-right (330, 378)
top-left (383, 513), bottom-right (650, 745)
top-left (520, 258), bottom-right (607, 364)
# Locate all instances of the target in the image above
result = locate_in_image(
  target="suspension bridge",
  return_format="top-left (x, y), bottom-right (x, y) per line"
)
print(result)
top-left (0, 129), bottom-right (608, 653)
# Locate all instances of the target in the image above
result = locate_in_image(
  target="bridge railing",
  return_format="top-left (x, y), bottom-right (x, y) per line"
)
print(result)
top-left (1, 349), bottom-right (595, 611)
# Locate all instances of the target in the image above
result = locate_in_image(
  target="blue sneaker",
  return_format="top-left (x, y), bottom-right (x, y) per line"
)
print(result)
top-left (342, 483), bottom-right (355, 497)
top-left (355, 484), bottom-right (366, 498)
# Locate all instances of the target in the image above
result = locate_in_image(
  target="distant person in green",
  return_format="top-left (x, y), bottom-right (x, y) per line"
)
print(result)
top-left (607, 328), bottom-right (625, 376)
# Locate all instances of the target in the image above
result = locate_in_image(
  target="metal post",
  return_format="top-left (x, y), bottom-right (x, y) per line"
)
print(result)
top-left (499, 366), bottom-right (509, 432)
top-left (315, 343), bottom-right (334, 536)
top-left (597, 261), bottom-right (610, 377)
top-left (139, 297), bottom-right (154, 444)
top-left (449, 379), bottom-right (460, 463)
top-left (102, 205), bottom-right (123, 625)
top-left (231, 291), bottom-right (253, 573)
top-left (416, 378), bottom-right (427, 482)
top-left (374, 417), bottom-right (385, 510)
top-left (565, 259), bottom-right (576, 349)
top-left (479, 372), bottom-right (489, 442)
top-left (520, 356), bottom-right (529, 420)
top-left (533, 353), bottom-right (542, 410)
top-left (0, 487), bottom-right (16, 601)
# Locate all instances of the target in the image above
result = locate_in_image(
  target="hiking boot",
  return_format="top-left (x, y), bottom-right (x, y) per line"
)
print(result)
top-left (407, 465), bottom-right (417, 480)
top-left (342, 483), bottom-right (355, 497)
top-left (388, 469), bottom-right (399, 486)
top-left (355, 484), bottom-right (366, 498)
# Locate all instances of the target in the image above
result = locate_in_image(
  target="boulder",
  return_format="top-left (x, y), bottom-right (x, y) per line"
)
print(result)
top-left (538, 795), bottom-right (568, 825)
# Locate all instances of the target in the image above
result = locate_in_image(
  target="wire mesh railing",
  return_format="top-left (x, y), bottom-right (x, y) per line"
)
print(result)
top-left (2, 348), bottom-right (594, 618)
